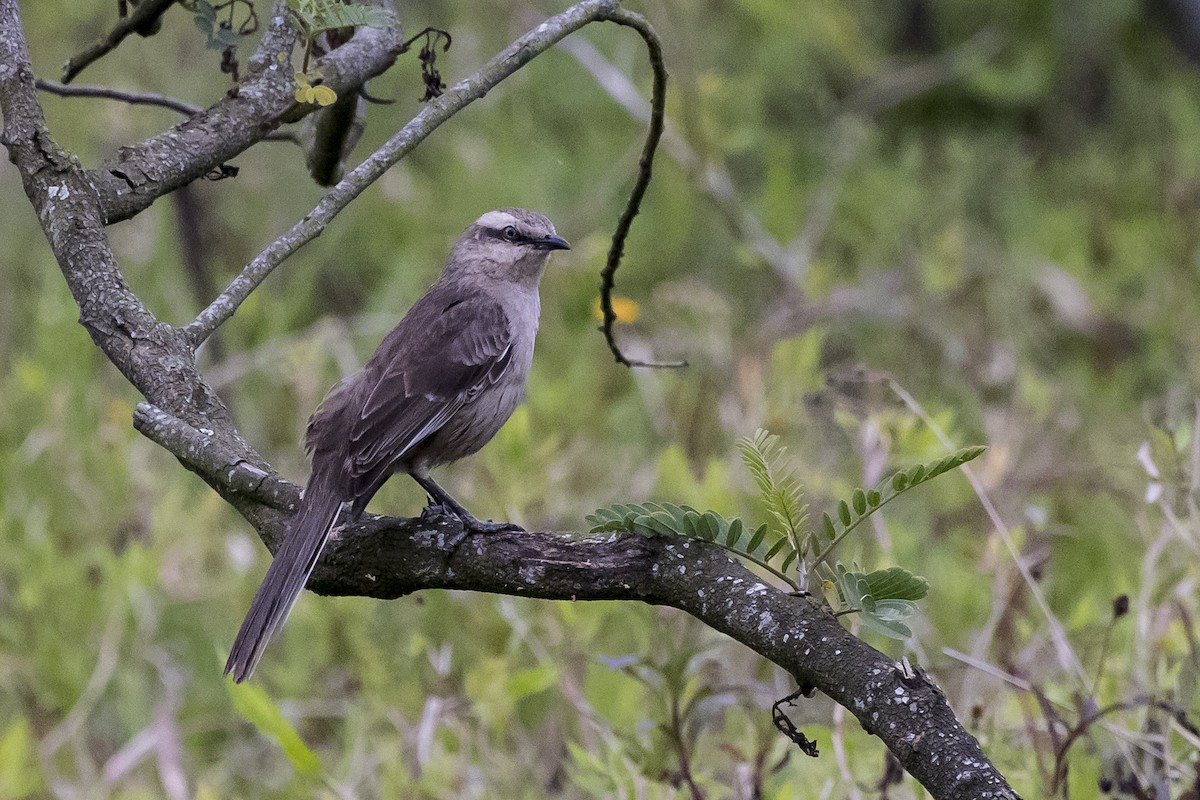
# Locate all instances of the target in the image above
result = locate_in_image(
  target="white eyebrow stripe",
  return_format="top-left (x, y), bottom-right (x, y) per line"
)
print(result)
top-left (475, 210), bottom-right (521, 230)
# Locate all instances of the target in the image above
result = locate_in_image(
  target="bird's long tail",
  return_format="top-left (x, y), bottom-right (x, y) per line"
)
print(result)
top-left (225, 473), bottom-right (343, 682)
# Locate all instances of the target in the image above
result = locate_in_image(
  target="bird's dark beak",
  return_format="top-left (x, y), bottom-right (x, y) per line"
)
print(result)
top-left (538, 235), bottom-right (571, 251)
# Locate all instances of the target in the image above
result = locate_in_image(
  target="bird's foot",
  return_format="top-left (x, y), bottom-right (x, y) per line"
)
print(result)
top-left (461, 516), bottom-right (524, 534)
top-left (443, 516), bottom-right (522, 553)
top-left (419, 503), bottom-right (521, 551)
top-left (420, 502), bottom-right (457, 524)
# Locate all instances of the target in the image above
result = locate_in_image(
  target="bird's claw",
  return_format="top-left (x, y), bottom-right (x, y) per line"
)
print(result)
top-left (463, 517), bottom-right (523, 534)
top-left (419, 503), bottom-right (520, 532)
top-left (420, 502), bottom-right (456, 524)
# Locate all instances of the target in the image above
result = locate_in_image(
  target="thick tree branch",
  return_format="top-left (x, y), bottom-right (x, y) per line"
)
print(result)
top-left (0, 0), bottom-right (253, 454)
top-left (132, 401), bottom-right (1021, 800)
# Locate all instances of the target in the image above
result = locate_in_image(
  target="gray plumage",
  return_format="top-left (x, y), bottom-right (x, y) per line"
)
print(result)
top-left (225, 209), bottom-right (569, 682)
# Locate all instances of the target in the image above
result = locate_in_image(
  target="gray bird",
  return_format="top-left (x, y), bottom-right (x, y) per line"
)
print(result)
top-left (225, 208), bottom-right (569, 682)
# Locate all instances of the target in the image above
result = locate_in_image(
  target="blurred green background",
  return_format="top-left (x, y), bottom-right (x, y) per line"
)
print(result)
top-left (4, 0), bottom-right (1200, 796)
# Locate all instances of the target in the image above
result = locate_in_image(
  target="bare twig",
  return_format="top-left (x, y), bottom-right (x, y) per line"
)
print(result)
top-left (62, 0), bottom-right (177, 83)
top-left (34, 77), bottom-right (297, 142)
top-left (36, 77), bottom-right (202, 115)
top-left (593, 9), bottom-right (684, 369)
top-left (669, 691), bottom-right (706, 800)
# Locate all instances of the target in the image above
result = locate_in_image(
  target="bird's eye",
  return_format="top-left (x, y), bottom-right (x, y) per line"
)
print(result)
top-left (503, 226), bottom-right (519, 241)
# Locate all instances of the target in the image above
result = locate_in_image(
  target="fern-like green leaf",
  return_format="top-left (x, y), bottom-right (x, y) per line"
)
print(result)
top-left (812, 446), bottom-right (986, 569)
top-left (587, 498), bottom-right (801, 590)
top-left (765, 536), bottom-right (790, 561)
top-left (822, 512), bottom-right (835, 539)
top-left (289, 0), bottom-right (397, 34)
top-left (737, 430), bottom-right (809, 538)
top-left (861, 566), bottom-right (928, 601)
top-left (736, 428), bottom-right (808, 570)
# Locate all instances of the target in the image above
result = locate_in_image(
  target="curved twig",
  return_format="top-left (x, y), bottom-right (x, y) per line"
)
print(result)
top-left (594, 9), bottom-right (686, 369)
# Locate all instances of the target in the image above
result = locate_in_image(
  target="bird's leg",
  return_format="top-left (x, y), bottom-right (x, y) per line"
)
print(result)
top-left (412, 473), bottom-right (524, 534)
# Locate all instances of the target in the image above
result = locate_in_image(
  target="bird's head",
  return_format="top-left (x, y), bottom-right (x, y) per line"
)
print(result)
top-left (447, 208), bottom-right (570, 287)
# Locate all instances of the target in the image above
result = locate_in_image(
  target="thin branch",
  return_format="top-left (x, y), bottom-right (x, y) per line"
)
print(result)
top-left (594, 9), bottom-right (685, 369)
top-left (34, 77), bottom-right (297, 142)
top-left (62, 0), bottom-right (177, 83)
top-left (36, 77), bottom-right (202, 115)
top-left (1, 0), bottom-right (245, 442)
top-left (184, 0), bottom-right (638, 346)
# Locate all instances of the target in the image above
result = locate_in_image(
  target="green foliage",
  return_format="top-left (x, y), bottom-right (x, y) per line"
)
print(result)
top-left (833, 564), bottom-right (928, 640)
top-left (285, 0), bottom-right (397, 37)
top-left (811, 445), bottom-right (987, 569)
top-left (591, 432), bottom-right (980, 630)
top-left (737, 429), bottom-right (808, 566)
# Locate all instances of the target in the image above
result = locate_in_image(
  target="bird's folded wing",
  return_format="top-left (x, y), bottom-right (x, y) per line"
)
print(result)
top-left (342, 290), bottom-right (514, 484)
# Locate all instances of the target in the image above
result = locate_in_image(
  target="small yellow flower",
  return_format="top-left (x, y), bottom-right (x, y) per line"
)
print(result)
top-left (592, 296), bottom-right (640, 324)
